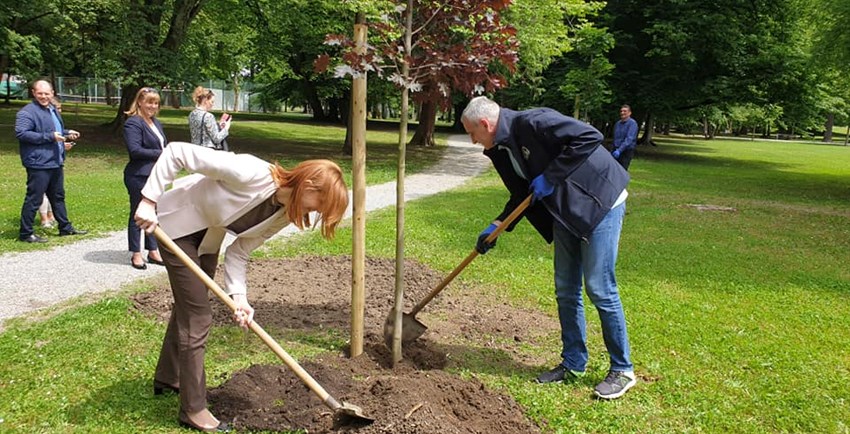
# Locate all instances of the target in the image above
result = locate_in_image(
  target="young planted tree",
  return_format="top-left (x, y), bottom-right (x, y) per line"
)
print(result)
top-left (318, 0), bottom-right (519, 147)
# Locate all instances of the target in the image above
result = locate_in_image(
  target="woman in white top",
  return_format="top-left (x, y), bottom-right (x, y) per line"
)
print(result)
top-left (188, 86), bottom-right (231, 150)
top-left (123, 87), bottom-right (167, 269)
top-left (134, 142), bottom-right (349, 432)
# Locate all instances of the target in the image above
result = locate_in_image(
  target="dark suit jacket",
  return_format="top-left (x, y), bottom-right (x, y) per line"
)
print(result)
top-left (485, 107), bottom-right (629, 243)
top-left (15, 100), bottom-right (68, 169)
top-left (123, 115), bottom-right (166, 177)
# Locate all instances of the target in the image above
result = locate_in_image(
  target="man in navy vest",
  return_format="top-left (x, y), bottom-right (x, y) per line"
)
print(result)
top-left (15, 80), bottom-right (87, 243)
top-left (461, 96), bottom-right (636, 400)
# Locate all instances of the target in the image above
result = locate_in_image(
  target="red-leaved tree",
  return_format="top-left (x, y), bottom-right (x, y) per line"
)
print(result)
top-left (316, 0), bottom-right (518, 147)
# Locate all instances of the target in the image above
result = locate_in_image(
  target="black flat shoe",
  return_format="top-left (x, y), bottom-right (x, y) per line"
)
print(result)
top-left (19, 234), bottom-right (48, 243)
top-left (131, 261), bottom-right (147, 270)
top-left (153, 379), bottom-right (179, 395)
top-left (147, 256), bottom-right (165, 266)
top-left (179, 420), bottom-right (230, 432)
top-left (59, 228), bottom-right (88, 236)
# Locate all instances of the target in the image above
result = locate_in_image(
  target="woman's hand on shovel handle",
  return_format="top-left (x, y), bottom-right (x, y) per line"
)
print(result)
top-left (134, 197), bottom-right (159, 233)
top-left (231, 294), bottom-right (255, 329)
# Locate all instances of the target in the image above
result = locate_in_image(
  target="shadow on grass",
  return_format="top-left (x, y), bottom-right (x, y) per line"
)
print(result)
top-left (66, 378), bottom-right (178, 431)
top-left (630, 139), bottom-right (850, 206)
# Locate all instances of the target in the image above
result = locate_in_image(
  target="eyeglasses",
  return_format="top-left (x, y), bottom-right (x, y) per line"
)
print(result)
top-left (141, 87), bottom-right (156, 94)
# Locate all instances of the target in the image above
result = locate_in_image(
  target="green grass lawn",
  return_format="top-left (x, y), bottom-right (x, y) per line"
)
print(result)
top-left (0, 101), bottom-right (445, 254)
top-left (1, 132), bottom-right (849, 433)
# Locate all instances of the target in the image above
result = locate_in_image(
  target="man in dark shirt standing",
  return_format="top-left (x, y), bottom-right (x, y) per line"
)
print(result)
top-left (611, 105), bottom-right (638, 170)
top-left (461, 96), bottom-right (637, 400)
top-left (15, 79), bottom-right (87, 243)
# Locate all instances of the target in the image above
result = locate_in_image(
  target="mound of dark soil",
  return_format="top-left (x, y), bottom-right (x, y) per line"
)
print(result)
top-left (132, 256), bottom-right (557, 433)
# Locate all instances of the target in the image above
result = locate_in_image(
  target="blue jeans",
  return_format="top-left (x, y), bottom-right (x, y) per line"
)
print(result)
top-left (553, 202), bottom-right (632, 372)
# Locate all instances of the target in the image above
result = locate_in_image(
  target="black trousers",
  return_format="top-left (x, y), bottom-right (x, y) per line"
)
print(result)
top-left (616, 148), bottom-right (635, 171)
top-left (124, 171), bottom-right (158, 252)
top-left (19, 167), bottom-right (72, 238)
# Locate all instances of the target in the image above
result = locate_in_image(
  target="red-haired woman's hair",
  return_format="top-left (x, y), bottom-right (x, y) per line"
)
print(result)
top-left (269, 160), bottom-right (348, 239)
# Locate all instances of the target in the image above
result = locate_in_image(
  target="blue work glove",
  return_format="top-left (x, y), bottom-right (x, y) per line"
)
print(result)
top-left (476, 223), bottom-right (499, 254)
top-left (529, 174), bottom-right (555, 203)
top-left (612, 149), bottom-right (621, 159)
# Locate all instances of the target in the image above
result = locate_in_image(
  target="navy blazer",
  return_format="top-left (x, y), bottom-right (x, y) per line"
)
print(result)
top-left (15, 100), bottom-right (68, 169)
top-left (485, 108), bottom-right (629, 243)
top-left (123, 115), bottom-right (166, 177)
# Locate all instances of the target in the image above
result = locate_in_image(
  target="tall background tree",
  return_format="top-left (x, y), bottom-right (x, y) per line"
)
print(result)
top-left (603, 0), bottom-right (816, 143)
top-left (245, 0), bottom-right (352, 122)
top-left (107, 0), bottom-right (207, 127)
top-left (2, 0), bottom-right (845, 143)
top-left (498, 0), bottom-right (610, 121)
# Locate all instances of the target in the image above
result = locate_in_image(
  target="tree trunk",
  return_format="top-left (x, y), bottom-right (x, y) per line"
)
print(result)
top-left (162, 0), bottom-right (206, 52)
top-left (452, 97), bottom-right (467, 131)
top-left (391, 0), bottom-right (412, 366)
top-left (105, 81), bottom-right (115, 106)
top-left (304, 81), bottom-right (327, 121)
top-left (639, 112), bottom-right (655, 146)
top-left (326, 96), bottom-right (343, 123)
top-left (573, 94), bottom-right (580, 119)
top-left (3, 73), bottom-right (11, 105)
top-left (232, 74), bottom-right (240, 112)
top-left (823, 113), bottom-right (834, 143)
top-left (1, 54), bottom-right (9, 105)
top-left (408, 100), bottom-right (438, 147)
top-left (107, 83), bottom-right (141, 132)
top-left (110, 0), bottom-right (206, 130)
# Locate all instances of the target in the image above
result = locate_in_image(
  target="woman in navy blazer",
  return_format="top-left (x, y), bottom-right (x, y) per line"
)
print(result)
top-left (124, 87), bottom-right (167, 269)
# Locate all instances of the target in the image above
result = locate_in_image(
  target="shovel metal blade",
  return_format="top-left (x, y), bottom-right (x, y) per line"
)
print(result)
top-left (383, 309), bottom-right (428, 349)
top-left (332, 402), bottom-right (374, 428)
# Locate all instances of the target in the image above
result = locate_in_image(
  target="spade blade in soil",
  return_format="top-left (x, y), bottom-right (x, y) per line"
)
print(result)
top-left (383, 309), bottom-right (428, 349)
top-left (332, 402), bottom-right (374, 428)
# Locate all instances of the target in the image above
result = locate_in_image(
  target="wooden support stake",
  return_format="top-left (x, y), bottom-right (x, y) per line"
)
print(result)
top-left (350, 11), bottom-right (368, 358)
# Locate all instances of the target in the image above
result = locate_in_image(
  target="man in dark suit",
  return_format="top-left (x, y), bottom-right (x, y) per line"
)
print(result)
top-left (461, 96), bottom-right (636, 400)
top-left (15, 80), bottom-right (87, 243)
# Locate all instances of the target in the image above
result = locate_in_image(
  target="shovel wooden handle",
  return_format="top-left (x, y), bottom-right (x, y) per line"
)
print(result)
top-left (409, 195), bottom-right (533, 316)
top-left (153, 227), bottom-right (346, 412)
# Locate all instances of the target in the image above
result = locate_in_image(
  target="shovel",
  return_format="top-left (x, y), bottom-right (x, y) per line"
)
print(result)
top-left (154, 227), bottom-right (373, 427)
top-left (383, 195), bottom-right (532, 348)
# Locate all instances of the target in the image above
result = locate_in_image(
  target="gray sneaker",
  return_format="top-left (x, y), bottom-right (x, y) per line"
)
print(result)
top-left (594, 370), bottom-right (636, 399)
top-left (535, 365), bottom-right (584, 384)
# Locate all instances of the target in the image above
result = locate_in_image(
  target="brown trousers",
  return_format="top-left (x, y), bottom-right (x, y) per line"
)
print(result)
top-left (154, 229), bottom-right (219, 413)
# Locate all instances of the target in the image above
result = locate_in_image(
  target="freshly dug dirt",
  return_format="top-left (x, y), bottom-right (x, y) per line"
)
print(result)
top-left (132, 256), bottom-right (558, 433)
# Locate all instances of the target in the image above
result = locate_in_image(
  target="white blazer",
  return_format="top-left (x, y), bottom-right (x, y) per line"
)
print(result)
top-left (141, 142), bottom-right (291, 295)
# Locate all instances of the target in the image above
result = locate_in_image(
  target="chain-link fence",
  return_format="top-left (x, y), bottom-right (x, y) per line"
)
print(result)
top-left (54, 77), bottom-right (265, 112)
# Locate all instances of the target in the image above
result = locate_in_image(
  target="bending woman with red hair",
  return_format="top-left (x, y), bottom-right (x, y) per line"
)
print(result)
top-left (134, 142), bottom-right (348, 432)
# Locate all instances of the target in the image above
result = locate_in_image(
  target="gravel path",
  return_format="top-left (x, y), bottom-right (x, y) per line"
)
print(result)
top-left (0, 135), bottom-right (487, 324)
